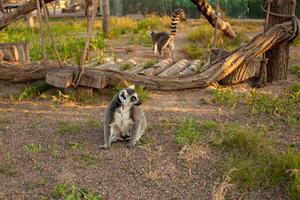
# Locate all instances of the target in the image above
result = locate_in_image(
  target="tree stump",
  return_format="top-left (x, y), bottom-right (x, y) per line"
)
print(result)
top-left (265, 0), bottom-right (297, 82)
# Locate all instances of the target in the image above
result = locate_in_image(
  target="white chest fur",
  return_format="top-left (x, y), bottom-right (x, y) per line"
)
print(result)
top-left (112, 106), bottom-right (133, 134)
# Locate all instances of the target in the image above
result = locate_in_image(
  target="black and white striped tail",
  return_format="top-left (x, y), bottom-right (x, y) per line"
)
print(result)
top-left (170, 8), bottom-right (185, 37)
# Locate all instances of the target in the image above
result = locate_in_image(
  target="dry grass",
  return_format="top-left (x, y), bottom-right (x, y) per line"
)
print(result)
top-left (179, 144), bottom-right (210, 176)
top-left (212, 171), bottom-right (236, 200)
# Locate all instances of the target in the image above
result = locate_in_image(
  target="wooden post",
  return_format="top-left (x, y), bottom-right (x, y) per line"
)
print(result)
top-left (265, 0), bottom-right (296, 82)
top-left (102, 0), bottom-right (110, 36)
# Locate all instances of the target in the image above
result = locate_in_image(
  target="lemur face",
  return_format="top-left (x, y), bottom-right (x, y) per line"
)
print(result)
top-left (118, 85), bottom-right (141, 107)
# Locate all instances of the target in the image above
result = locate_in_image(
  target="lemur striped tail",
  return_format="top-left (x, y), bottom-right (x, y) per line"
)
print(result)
top-left (170, 8), bottom-right (186, 37)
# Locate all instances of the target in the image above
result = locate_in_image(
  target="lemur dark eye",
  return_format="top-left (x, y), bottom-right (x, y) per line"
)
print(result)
top-left (131, 96), bottom-right (137, 102)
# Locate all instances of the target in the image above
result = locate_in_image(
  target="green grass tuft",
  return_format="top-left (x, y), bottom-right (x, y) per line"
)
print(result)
top-left (79, 154), bottom-right (100, 166)
top-left (176, 118), bottom-right (200, 145)
top-left (57, 121), bottom-right (81, 134)
top-left (52, 181), bottom-right (100, 199)
top-left (24, 143), bottom-right (43, 153)
top-left (212, 88), bottom-right (240, 108)
top-left (18, 82), bottom-right (52, 100)
top-left (144, 59), bottom-right (158, 69)
top-left (292, 35), bottom-right (300, 46)
top-left (0, 161), bottom-right (17, 176)
top-left (182, 44), bottom-right (206, 60)
top-left (290, 65), bottom-right (300, 79)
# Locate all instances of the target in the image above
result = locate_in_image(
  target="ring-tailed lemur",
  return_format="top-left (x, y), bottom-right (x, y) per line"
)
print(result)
top-left (100, 85), bottom-right (147, 149)
top-left (150, 8), bottom-right (186, 60)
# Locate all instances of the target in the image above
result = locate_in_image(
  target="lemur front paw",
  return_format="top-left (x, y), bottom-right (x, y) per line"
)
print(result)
top-left (126, 143), bottom-right (135, 149)
top-left (99, 144), bottom-right (110, 150)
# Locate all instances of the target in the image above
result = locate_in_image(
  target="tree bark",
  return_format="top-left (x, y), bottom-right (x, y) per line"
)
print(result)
top-left (102, 0), bottom-right (110, 36)
top-left (265, 0), bottom-right (296, 82)
top-left (0, 0), bottom-right (56, 31)
top-left (190, 0), bottom-right (237, 38)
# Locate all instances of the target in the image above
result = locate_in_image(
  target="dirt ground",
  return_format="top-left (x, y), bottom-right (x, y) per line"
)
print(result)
top-left (0, 20), bottom-right (299, 200)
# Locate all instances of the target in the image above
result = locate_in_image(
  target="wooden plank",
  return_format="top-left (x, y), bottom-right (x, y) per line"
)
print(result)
top-left (139, 58), bottom-right (173, 76)
top-left (126, 62), bottom-right (146, 73)
top-left (180, 60), bottom-right (201, 76)
top-left (46, 68), bottom-right (74, 88)
top-left (157, 59), bottom-right (189, 77)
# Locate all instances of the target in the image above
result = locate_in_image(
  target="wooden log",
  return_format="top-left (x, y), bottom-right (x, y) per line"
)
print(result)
top-left (46, 67), bottom-right (74, 88)
top-left (98, 21), bottom-right (294, 90)
top-left (265, 0), bottom-right (297, 81)
top-left (158, 59), bottom-right (189, 77)
top-left (190, 0), bottom-right (237, 38)
top-left (0, 0), bottom-right (55, 30)
top-left (179, 60), bottom-right (201, 76)
top-left (79, 69), bottom-right (108, 89)
top-left (0, 42), bottom-right (30, 64)
top-left (219, 57), bottom-right (262, 85)
top-left (0, 62), bottom-right (60, 82)
top-left (139, 58), bottom-right (174, 76)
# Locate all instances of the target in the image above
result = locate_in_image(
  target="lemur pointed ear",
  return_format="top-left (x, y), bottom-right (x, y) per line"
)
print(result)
top-left (128, 85), bottom-right (135, 90)
top-left (119, 89), bottom-right (128, 101)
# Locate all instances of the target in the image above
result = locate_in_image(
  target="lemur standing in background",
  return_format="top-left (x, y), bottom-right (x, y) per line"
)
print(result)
top-left (150, 8), bottom-right (186, 60)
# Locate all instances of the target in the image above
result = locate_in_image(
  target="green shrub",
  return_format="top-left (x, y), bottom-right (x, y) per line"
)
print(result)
top-left (182, 44), bottom-right (206, 60)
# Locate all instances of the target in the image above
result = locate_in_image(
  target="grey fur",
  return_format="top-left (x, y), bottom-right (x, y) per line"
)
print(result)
top-left (100, 85), bottom-right (147, 149)
top-left (150, 8), bottom-right (186, 60)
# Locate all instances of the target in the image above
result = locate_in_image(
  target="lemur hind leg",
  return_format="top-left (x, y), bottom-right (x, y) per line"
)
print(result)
top-left (170, 42), bottom-right (175, 61)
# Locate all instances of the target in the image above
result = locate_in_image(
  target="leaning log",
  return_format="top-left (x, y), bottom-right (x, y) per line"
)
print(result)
top-left (139, 58), bottom-right (174, 76)
top-left (0, 0), bottom-right (56, 30)
top-left (190, 0), bottom-right (237, 38)
top-left (99, 21), bottom-right (295, 90)
top-left (158, 59), bottom-right (189, 77)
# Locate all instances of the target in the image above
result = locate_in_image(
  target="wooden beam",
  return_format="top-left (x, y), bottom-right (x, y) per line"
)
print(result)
top-left (0, 0), bottom-right (56, 30)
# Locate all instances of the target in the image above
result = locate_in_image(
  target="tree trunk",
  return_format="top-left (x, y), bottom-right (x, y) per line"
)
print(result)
top-left (102, 0), bottom-right (110, 36)
top-left (190, 0), bottom-right (237, 38)
top-left (265, 0), bottom-right (296, 82)
top-left (0, 0), bottom-right (56, 31)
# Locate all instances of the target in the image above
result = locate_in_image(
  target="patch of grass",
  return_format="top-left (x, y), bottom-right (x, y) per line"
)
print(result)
top-left (292, 35), bottom-right (300, 46)
top-left (138, 138), bottom-right (155, 147)
top-left (69, 142), bottom-right (85, 150)
top-left (110, 16), bottom-right (137, 33)
top-left (187, 24), bottom-right (213, 47)
top-left (79, 154), bottom-right (100, 166)
top-left (176, 118), bottom-right (200, 145)
top-left (121, 63), bottom-right (132, 70)
top-left (86, 119), bottom-right (100, 128)
top-left (0, 160), bottom-right (17, 176)
top-left (144, 59), bottom-right (158, 69)
top-left (138, 15), bottom-right (160, 30)
top-left (200, 121), bottom-right (300, 199)
top-left (18, 82), bottom-right (52, 100)
top-left (23, 143), bottom-right (43, 153)
top-left (290, 65), bottom-right (300, 79)
top-left (130, 30), bottom-right (152, 47)
top-left (51, 181), bottom-right (100, 199)
top-left (212, 88), bottom-right (240, 108)
top-left (248, 88), bottom-right (300, 128)
top-left (182, 44), bottom-right (206, 60)
top-left (57, 121), bottom-right (81, 134)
